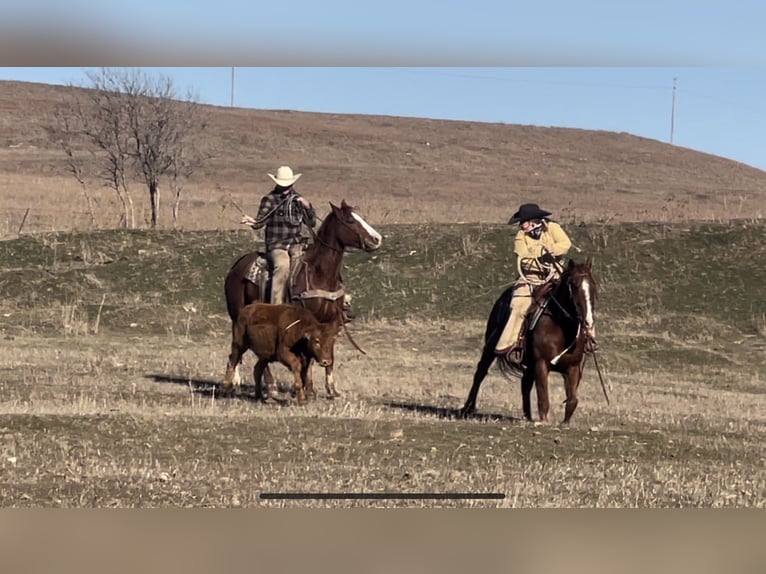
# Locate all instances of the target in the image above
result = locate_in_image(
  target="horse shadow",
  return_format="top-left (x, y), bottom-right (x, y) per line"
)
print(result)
top-left (382, 400), bottom-right (520, 423)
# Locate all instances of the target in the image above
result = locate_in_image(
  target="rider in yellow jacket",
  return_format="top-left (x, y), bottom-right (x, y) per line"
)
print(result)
top-left (495, 203), bottom-right (572, 364)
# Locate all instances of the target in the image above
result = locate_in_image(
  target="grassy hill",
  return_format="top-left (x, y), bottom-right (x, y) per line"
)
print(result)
top-left (1, 79), bottom-right (765, 236)
top-left (2, 221), bottom-right (764, 382)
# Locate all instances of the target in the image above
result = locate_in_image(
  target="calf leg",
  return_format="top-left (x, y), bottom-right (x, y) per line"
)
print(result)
top-left (302, 357), bottom-right (317, 399)
top-left (300, 359), bottom-right (314, 400)
top-left (279, 350), bottom-right (307, 405)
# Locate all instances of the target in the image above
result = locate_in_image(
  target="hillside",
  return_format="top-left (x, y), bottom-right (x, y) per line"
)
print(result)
top-left (1, 79), bottom-right (765, 234)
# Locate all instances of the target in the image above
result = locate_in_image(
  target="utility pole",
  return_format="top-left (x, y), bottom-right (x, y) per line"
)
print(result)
top-left (670, 76), bottom-right (677, 144)
top-left (230, 67), bottom-right (235, 107)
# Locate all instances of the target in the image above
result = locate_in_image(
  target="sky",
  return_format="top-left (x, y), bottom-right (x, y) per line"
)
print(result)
top-left (1, 1), bottom-right (765, 170)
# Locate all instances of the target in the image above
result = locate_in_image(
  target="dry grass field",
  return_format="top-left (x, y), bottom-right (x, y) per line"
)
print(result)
top-left (0, 80), bottom-right (764, 508)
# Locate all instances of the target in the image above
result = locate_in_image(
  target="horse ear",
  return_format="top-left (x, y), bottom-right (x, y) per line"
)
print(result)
top-left (567, 259), bottom-right (575, 270)
top-left (586, 256), bottom-right (593, 268)
top-left (341, 199), bottom-right (350, 210)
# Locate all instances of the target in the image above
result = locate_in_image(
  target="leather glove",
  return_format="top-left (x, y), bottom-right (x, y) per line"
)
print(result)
top-left (539, 252), bottom-right (557, 265)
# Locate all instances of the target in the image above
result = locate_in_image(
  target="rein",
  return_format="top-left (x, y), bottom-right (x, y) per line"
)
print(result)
top-left (544, 275), bottom-right (585, 358)
top-left (547, 271), bottom-right (611, 405)
top-left (291, 208), bottom-right (370, 356)
top-left (307, 211), bottom-right (368, 255)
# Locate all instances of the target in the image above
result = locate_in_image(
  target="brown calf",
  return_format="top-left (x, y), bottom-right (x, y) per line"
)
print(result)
top-left (222, 303), bottom-right (343, 405)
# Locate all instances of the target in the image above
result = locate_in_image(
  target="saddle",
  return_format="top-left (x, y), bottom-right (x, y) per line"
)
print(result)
top-left (526, 281), bottom-right (556, 332)
top-left (245, 248), bottom-right (305, 304)
top-left (514, 280), bottom-right (557, 362)
top-left (245, 252), bottom-right (271, 299)
top-left (245, 249), bottom-right (349, 315)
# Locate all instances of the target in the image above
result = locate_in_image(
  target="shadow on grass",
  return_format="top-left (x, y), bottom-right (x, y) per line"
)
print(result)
top-left (146, 373), bottom-right (257, 400)
top-left (382, 400), bottom-right (519, 423)
top-left (146, 373), bottom-right (306, 406)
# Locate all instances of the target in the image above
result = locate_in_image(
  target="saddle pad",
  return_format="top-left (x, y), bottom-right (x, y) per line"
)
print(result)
top-left (246, 256), bottom-right (267, 283)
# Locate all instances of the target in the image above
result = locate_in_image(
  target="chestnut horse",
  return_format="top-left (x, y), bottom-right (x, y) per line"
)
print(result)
top-left (224, 200), bottom-right (382, 400)
top-left (461, 258), bottom-right (597, 423)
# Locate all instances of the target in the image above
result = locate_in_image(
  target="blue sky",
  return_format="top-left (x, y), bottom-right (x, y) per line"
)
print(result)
top-left (1, 2), bottom-right (765, 170)
top-left (2, 67), bottom-right (765, 171)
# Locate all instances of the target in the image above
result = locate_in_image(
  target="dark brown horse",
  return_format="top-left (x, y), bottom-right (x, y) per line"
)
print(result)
top-left (224, 200), bottom-right (382, 400)
top-left (461, 258), bottom-right (598, 423)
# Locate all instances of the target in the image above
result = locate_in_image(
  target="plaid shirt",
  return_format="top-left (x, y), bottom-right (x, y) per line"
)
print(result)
top-left (251, 187), bottom-right (317, 251)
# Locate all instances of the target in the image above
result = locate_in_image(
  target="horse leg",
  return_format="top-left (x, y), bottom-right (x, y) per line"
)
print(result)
top-left (534, 360), bottom-right (551, 422)
top-left (284, 354), bottom-right (308, 406)
top-left (222, 343), bottom-right (244, 396)
top-left (562, 365), bottom-right (581, 424)
top-left (520, 367), bottom-right (535, 421)
top-left (324, 363), bottom-right (340, 398)
top-left (231, 362), bottom-right (243, 387)
top-left (460, 344), bottom-right (496, 416)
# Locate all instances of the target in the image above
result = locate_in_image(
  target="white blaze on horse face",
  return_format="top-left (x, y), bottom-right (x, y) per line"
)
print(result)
top-left (351, 211), bottom-right (383, 248)
top-left (582, 278), bottom-right (594, 331)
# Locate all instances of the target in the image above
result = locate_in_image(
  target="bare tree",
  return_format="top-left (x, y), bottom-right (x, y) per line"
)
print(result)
top-left (52, 68), bottom-right (207, 229)
top-left (47, 109), bottom-right (97, 227)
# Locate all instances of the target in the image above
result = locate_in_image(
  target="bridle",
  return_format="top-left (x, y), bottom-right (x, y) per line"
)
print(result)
top-left (307, 209), bottom-right (370, 255)
top-left (544, 269), bottom-right (591, 363)
top-left (546, 272), bottom-right (584, 325)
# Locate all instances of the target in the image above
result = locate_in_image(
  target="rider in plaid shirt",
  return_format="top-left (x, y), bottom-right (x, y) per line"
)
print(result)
top-left (240, 166), bottom-right (317, 304)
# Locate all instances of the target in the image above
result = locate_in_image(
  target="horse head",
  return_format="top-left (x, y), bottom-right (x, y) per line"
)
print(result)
top-left (328, 200), bottom-right (383, 252)
top-left (563, 257), bottom-right (597, 336)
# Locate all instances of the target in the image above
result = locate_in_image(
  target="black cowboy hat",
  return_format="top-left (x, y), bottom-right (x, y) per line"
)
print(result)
top-left (508, 203), bottom-right (552, 224)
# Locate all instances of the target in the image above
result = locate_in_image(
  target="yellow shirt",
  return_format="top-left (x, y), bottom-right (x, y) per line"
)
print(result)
top-left (514, 221), bottom-right (572, 277)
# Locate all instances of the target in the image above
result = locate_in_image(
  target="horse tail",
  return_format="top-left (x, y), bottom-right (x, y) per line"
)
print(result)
top-left (487, 284), bottom-right (524, 380)
top-left (496, 353), bottom-right (524, 379)
top-left (484, 285), bottom-right (514, 343)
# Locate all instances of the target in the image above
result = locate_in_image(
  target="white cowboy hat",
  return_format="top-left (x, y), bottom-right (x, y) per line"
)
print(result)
top-left (267, 165), bottom-right (302, 187)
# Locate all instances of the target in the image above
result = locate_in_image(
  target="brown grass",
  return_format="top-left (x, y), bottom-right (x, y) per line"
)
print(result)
top-left (1, 80), bottom-right (766, 236)
top-left (0, 317), bottom-right (763, 508)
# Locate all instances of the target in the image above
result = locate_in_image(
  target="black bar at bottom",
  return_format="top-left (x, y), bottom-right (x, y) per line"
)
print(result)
top-left (259, 492), bottom-right (505, 500)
